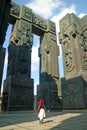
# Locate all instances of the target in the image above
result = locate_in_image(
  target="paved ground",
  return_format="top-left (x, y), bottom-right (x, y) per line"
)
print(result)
top-left (0, 111), bottom-right (87, 130)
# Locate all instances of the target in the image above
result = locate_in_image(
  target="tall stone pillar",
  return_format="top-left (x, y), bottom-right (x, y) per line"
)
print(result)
top-left (0, 0), bottom-right (11, 47)
top-left (0, 0), bottom-right (11, 91)
top-left (59, 13), bottom-right (87, 109)
top-left (38, 20), bottom-right (61, 110)
top-left (2, 19), bottom-right (34, 111)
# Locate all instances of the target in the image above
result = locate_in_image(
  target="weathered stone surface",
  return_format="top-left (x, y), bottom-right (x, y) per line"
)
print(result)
top-left (7, 19), bottom-right (33, 78)
top-left (2, 1), bottom-right (61, 111)
top-left (10, 2), bottom-right (20, 24)
top-left (59, 13), bottom-right (87, 79)
top-left (20, 5), bottom-right (32, 22)
top-left (38, 29), bottom-right (61, 110)
top-left (2, 14), bottom-right (34, 111)
top-left (2, 76), bottom-right (34, 111)
top-left (61, 76), bottom-right (86, 109)
top-left (59, 13), bottom-right (87, 109)
top-left (47, 20), bottom-right (56, 34)
top-left (32, 13), bottom-right (47, 35)
top-left (37, 80), bottom-right (62, 110)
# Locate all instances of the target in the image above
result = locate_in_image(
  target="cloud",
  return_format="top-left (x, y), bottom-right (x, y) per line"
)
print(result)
top-left (34, 82), bottom-right (39, 95)
top-left (26, 0), bottom-right (64, 18)
top-left (51, 4), bottom-right (76, 56)
top-left (52, 4), bottom-right (76, 33)
top-left (30, 3), bottom-right (76, 77)
top-left (31, 43), bottom-right (39, 72)
top-left (78, 13), bottom-right (87, 18)
top-left (4, 53), bottom-right (8, 65)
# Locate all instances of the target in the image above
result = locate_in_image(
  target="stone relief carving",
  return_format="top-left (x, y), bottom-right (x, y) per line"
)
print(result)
top-left (63, 83), bottom-right (83, 108)
top-left (20, 25), bottom-right (33, 47)
top-left (10, 20), bottom-right (33, 47)
top-left (9, 20), bottom-right (32, 76)
top-left (32, 13), bottom-right (47, 29)
top-left (10, 20), bottom-right (22, 45)
top-left (18, 20), bottom-right (33, 47)
top-left (3, 1), bottom-right (60, 111)
top-left (21, 6), bottom-right (32, 21)
top-left (10, 27), bottom-right (21, 45)
top-left (50, 91), bottom-right (59, 108)
top-left (47, 33), bottom-right (56, 43)
top-left (10, 2), bottom-right (20, 16)
top-left (18, 46), bottom-right (30, 74)
top-left (47, 20), bottom-right (56, 33)
top-left (80, 29), bottom-right (87, 70)
top-left (63, 34), bottom-right (74, 72)
top-left (60, 18), bottom-right (68, 33)
top-left (7, 44), bottom-right (17, 76)
top-left (11, 87), bottom-right (33, 106)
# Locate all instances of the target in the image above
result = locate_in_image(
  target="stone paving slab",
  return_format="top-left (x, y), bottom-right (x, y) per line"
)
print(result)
top-left (0, 111), bottom-right (87, 130)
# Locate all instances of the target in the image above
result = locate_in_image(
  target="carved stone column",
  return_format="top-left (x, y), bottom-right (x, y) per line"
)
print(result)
top-left (2, 1), bottom-right (61, 111)
top-left (0, 0), bottom-right (11, 92)
top-left (59, 13), bottom-right (87, 109)
top-left (38, 20), bottom-right (62, 110)
top-left (2, 19), bottom-right (34, 111)
top-left (0, 0), bottom-right (11, 47)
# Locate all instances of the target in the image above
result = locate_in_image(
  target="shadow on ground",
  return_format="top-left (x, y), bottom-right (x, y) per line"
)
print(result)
top-left (50, 112), bottom-right (87, 130)
top-left (0, 111), bottom-right (87, 130)
top-left (0, 111), bottom-right (63, 127)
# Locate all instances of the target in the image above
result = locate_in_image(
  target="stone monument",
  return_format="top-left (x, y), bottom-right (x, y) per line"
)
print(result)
top-left (1, 2), bottom-right (61, 111)
top-left (0, 0), bottom-right (11, 91)
top-left (0, 0), bottom-right (11, 111)
top-left (59, 13), bottom-right (87, 109)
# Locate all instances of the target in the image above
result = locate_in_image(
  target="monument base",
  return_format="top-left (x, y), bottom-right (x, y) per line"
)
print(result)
top-left (1, 76), bottom-right (34, 111)
top-left (37, 82), bottom-right (62, 110)
top-left (61, 75), bottom-right (87, 109)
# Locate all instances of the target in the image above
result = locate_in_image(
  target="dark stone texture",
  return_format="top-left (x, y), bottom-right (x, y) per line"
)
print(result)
top-left (61, 76), bottom-right (86, 109)
top-left (59, 13), bottom-right (87, 79)
top-left (37, 73), bottom-right (62, 110)
top-left (2, 1), bottom-right (61, 111)
top-left (2, 76), bottom-right (34, 111)
top-left (59, 13), bottom-right (87, 109)
top-left (0, 0), bottom-right (11, 47)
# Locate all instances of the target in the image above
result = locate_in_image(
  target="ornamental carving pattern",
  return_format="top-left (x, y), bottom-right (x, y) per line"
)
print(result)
top-left (19, 20), bottom-right (33, 47)
top-left (32, 14), bottom-right (47, 29)
top-left (80, 29), bottom-right (87, 70)
top-left (10, 20), bottom-right (22, 45)
top-left (10, 2), bottom-right (20, 16)
top-left (20, 25), bottom-right (33, 47)
top-left (21, 6), bottom-right (32, 21)
top-left (62, 83), bottom-right (84, 108)
top-left (47, 20), bottom-right (56, 33)
top-left (10, 20), bottom-right (33, 47)
top-left (63, 34), bottom-right (74, 72)
top-left (17, 45), bottom-right (30, 75)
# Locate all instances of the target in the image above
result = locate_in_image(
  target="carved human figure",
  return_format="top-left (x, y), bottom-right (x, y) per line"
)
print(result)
top-left (21, 25), bottom-right (32, 49)
top-left (80, 29), bottom-right (87, 70)
top-left (63, 34), bottom-right (74, 72)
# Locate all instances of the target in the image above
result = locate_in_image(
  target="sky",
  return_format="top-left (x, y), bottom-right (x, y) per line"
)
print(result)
top-left (1, 0), bottom-right (87, 95)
